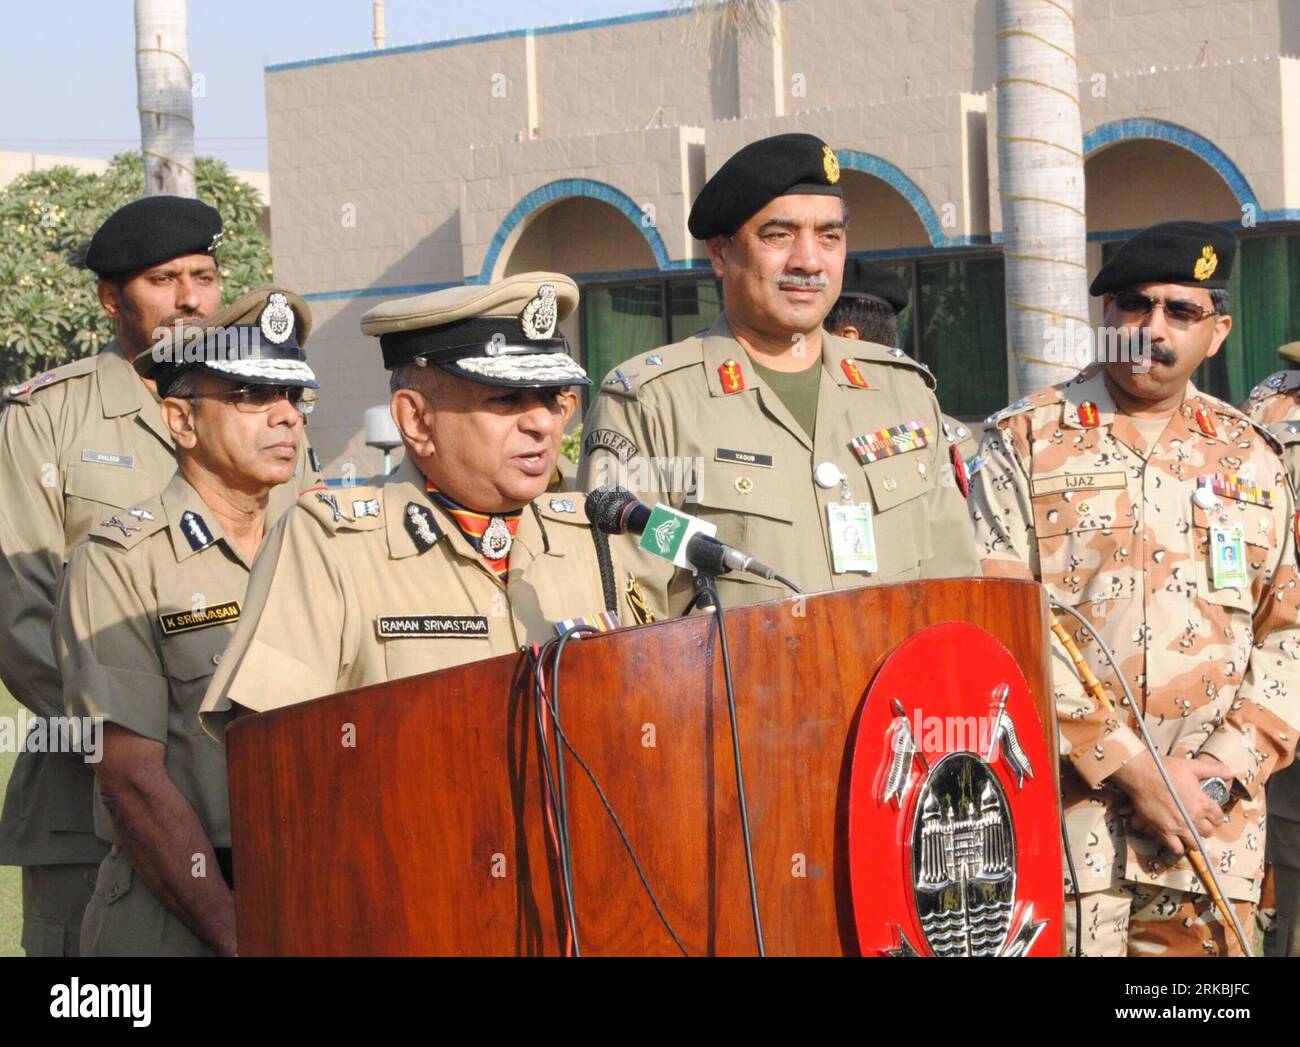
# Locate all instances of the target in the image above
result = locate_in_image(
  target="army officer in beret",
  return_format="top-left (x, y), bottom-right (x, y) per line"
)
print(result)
top-left (577, 132), bottom-right (978, 619)
top-left (54, 288), bottom-right (318, 955)
top-left (970, 220), bottom-right (1300, 954)
top-left (200, 272), bottom-right (641, 732)
top-left (0, 196), bottom-right (319, 956)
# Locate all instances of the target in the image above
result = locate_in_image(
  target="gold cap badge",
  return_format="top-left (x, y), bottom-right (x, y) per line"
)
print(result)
top-left (823, 145), bottom-right (840, 185)
top-left (1193, 245), bottom-right (1218, 282)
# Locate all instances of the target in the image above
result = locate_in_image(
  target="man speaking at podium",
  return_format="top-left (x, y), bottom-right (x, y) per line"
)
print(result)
top-left (578, 133), bottom-right (977, 619)
top-left (201, 273), bottom-right (637, 731)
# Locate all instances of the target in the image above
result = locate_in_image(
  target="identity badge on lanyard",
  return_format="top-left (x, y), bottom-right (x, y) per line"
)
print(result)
top-left (1210, 522), bottom-right (1247, 589)
top-left (828, 502), bottom-right (878, 574)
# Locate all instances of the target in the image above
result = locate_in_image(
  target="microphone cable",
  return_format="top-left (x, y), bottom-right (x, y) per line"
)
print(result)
top-left (699, 577), bottom-right (767, 956)
top-left (530, 628), bottom-right (690, 955)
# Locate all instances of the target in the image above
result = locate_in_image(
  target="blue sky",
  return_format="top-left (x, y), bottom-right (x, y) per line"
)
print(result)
top-left (1, 1), bottom-right (672, 171)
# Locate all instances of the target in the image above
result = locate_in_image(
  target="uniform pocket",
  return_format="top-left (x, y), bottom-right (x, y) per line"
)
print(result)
top-left (686, 463), bottom-right (795, 557)
top-left (859, 453), bottom-right (933, 576)
top-left (1191, 503), bottom-right (1274, 611)
top-left (1029, 485), bottom-right (1140, 610)
top-left (158, 627), bottom-right (228, 736)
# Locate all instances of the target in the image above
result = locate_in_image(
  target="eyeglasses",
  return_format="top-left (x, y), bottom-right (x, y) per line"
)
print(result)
top-left (187, 385), bottom-right (317, 415)
top-left (1113, 291), bottom-right (1217, 327)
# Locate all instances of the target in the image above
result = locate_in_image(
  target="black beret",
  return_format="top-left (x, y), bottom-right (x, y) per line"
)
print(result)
top-left (837, 258), bottom-right (909, 314)
top-left (1089, 220), bottom-right (1236, 296)
top-left (688, 133), bottom-right (844, 240)
top-left (84, 196), bottom-right (223, 278)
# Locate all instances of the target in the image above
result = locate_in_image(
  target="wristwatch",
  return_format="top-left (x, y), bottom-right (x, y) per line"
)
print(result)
top-left (1201, 776), bottom-right (1231, 810)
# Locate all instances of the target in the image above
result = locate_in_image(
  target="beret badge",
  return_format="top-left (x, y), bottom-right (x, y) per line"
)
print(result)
top-left (1193, 245), bottom-right (1219, 282)
top-left (822, 145), bottom-right (840, 185)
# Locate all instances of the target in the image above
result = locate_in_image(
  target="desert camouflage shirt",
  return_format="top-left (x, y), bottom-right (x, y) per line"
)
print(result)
top-left (970, 365), bottom-right (1300, 901)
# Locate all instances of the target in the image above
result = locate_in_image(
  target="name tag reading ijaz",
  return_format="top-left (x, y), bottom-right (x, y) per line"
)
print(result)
top-left (375, 615), bottom-right (489, 639)
top-left (1031, 471), bottom-right (1126, 496)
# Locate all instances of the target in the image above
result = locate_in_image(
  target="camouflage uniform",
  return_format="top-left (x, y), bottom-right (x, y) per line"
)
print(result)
top-left (1242, 369), bottom-right (1300, 956)
top-left (970, 365), bottom-right (1300, 955)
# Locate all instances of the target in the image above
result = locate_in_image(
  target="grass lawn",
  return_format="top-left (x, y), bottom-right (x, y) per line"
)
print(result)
top-left (0, 686), bottom-right (22, 955)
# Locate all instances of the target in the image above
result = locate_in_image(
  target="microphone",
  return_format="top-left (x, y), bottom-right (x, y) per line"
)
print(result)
top-left (585, 486), bottom-right (784, 582)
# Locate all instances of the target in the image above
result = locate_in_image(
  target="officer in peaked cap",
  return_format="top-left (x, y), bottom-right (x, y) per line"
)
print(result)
top-left (0, 197), bottom-right (320, 956)
top-left (200, 272), bottom-right (650, 734)
top-left (970, 220), bottom-right (1300, 955)
top-left (54, 286), bottom-right (318, 955)
top-left (826, 257), bottom-right (979, 475)
top-left (578, 132), bottom-right (979, 620)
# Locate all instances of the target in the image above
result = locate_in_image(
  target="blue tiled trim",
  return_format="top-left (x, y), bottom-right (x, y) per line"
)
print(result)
top-left (836, 150), bottom-right (956, 248)
top-left (476, 177), bottom-right (673, 283)
top-left (267, 6), bottom-right (688, 73)
top-left (1083, 119), bottom-right (1261, 211)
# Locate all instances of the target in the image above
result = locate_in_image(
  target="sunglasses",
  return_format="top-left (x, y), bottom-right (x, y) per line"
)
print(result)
top-left (187, 384), bottom-right (318, 415)
top-left (1112, 291), bottom-right (1217, 327)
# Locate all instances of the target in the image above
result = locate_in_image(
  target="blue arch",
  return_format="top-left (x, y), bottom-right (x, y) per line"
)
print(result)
top-left (478, 178), bottom-right (672, 283)
top-left (835, 149), bottom-right (950, 248)
top-left (1083, 118), bottom-right (1260, 212)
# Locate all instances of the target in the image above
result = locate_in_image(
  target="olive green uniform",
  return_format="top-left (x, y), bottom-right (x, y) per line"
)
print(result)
top-left (0, 341), bottom-right (317, 954)
top-left (576, 317), bottom-right (979, 618)
top-left (54, 471), bottom-right (251, 956)
top-left (200, 456), bottom-right (631, 732)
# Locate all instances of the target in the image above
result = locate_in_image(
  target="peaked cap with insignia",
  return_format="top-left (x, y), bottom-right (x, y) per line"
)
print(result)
top-left (84, 195), bottom-right (223, 278)
top-left (1089, 220), bottom-right (1236, 296)
top-left (688, 133), bottom-right (843, 240)
top-left (360, 271), bottom-right (588, 388)
top-left (134, 286), bottom-right (317, 396)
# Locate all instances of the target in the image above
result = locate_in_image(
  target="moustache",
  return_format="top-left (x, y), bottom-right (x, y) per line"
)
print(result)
top-left (776, 274), bottom-right (830, 290)
top-left (1148, 345), bottom-right (1178, 366)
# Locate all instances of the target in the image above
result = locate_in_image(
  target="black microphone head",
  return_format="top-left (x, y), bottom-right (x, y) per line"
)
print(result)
top-left (585, 485), bottom-right (638, 535)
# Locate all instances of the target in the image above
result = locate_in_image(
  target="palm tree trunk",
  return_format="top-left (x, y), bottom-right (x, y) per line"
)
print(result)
top-left (996, 0), bottom-right (1089, 398)
top-left (135, 0), bottom-right (196, 197)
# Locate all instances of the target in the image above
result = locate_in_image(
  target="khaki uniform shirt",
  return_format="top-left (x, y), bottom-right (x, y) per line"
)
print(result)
top-left (55, 471), bottom-right (248, 850)
top-left (970, 366), bottom-right (1300, 901)
top-left (1242, 370), bottom-right (1300, 823)
top-left (575, 317), bottom-right (979, 619)
top-left (200, 457), bottom-right (632, 733)
top-left (0, 342), bottom-right (318, 866)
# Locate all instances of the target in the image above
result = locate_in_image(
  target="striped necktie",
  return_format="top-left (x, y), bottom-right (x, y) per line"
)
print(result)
top-left (426, 482), bottom-right (522, 583)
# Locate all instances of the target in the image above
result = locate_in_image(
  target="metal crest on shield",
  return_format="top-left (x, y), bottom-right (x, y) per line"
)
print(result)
top-left (880, 683), bottom-right (1044, 957)
top-left (520, 283), bottom-right (559, 340)
top-left (259, 292), bottom-right (295, 345)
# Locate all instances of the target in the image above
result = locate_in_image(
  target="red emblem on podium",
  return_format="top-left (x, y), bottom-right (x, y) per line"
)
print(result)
top-left (848, 622), bottom-right (1061, 956)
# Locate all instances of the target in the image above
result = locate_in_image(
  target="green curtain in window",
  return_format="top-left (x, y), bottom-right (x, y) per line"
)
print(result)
top-left (582, 283), bottom-right (665, 391)
top-left (917, 256), bottom-right (1010, 419)
top-left (669, 278), bottom-right (723, 342)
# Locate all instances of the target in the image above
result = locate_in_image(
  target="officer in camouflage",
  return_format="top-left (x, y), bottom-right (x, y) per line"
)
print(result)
top-left (1241, 340), bottom-right (1300, 957)
top-left (577, 133), bottom-right (977, 619)
top-left (200, 273), bottom-right (640, 733)
top-left (0, 197), bottom-right (318, 956)
top-left (969, 221), bottom-right (1300, 955)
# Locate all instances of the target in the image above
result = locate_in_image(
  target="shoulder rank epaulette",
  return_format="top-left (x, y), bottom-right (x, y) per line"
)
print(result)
top-left (300, 486), bottom-right (385, 532)
top-left (4, 356), bottom-right (98, 403)
top-left (86, 502), bottom-right (167, 549)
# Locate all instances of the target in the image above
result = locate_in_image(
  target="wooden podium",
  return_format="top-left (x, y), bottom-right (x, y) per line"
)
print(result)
top-left (225, 578), bottom-right (1056, 955)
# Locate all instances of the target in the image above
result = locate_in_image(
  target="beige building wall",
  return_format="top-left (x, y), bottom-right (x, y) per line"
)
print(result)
top-left (263, 0), bottom-right (1300, 472)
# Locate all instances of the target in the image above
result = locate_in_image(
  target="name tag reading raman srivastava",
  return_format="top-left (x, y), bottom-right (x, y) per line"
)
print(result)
top-left (1031, 471), bottom-right (1127, 496)
top-left (159, 601), bottom-right (241, 635)
top-left (375, 615), bottom-right (490, 639)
